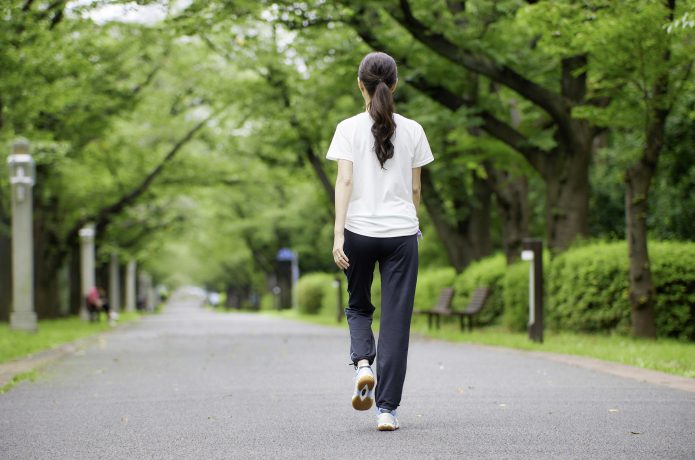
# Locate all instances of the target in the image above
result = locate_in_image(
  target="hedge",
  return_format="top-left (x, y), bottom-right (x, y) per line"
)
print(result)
top-left (548, 241), bottom-right (695, 340)
top-left (296, 241), bottom-right (695, 339)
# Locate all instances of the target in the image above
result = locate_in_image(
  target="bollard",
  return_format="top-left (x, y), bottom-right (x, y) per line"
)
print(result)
top-left (8, 140), bottom-right (37, 331)
top-left (521, 238), bottom-right (544, 343)
top-left (79, 224), bottom-right (96, 320)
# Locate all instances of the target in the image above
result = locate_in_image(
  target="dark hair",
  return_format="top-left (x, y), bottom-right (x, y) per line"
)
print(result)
top-left (358, 52), bottom-right (397, 169)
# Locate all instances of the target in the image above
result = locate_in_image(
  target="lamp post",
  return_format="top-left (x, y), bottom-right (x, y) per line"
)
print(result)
top-left (521, 238), bottom-right (544, 343)
top-left (79, 224), bottom-right (96, 320)
top-left (8, 140), bottom-right (37, 331)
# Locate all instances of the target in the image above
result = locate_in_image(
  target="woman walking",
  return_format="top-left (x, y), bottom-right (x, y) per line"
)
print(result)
top-left (326, 52), bottom-right (434, 431)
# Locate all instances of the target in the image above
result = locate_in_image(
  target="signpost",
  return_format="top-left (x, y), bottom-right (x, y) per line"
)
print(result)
top-left (522, 238), bottom-right (544, 343)
top-left (276, 248), bottom-right (299, 309)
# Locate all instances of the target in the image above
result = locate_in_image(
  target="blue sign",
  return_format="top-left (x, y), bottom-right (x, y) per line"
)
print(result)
top-left (276, 248), bottom-right (295, 261)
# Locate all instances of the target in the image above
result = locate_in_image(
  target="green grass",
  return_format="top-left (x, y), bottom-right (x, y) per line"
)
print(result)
top-left (0, 370), bottom-right (37, 394)
top-left (260, 308), bottom-right (346, 327)
top-left (409, 317), bottom-right (695, 379)
top-left (0, 312), bottom-right (141, 365)
top-left (255, 308), bottom-right (695, 379)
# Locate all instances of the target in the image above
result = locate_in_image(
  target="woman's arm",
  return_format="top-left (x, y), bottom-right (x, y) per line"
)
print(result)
top-left (412, 167), bottom-right (422, 212)
top-left (333, 159), bottom-right (353, 270)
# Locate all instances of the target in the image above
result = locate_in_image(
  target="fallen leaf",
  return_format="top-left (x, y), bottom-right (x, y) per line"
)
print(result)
top-left (629, 431), bottom-right (642, 435)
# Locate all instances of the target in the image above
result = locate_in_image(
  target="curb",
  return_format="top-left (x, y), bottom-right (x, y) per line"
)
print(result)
top-left (0, 319), bottom-right (140, 390)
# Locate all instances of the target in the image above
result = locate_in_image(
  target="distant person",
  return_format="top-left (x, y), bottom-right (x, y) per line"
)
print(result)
top-left (98, 287), bottom-right (117, 326)
top-left (327, 52), bottom-right (434, 431)
top-left (86, 286), bottom-right (115, 325)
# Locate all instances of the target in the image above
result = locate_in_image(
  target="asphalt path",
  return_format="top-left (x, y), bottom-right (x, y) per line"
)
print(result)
top-left (1, 290), bottom-right (694, 459)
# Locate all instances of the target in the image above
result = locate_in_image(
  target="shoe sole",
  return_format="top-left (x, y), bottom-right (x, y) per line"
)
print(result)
top-left (377, 423), bottom-right (399, 431)
top-left (351, 373), bottom-right (375, 411)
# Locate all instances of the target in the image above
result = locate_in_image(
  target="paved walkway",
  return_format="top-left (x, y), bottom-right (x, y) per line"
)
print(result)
top-left (1, 290), bottom-right (694, 459)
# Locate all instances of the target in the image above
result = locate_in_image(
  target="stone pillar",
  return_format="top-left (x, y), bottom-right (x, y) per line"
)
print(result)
top-left (79, 224), bottom-right (96, 320)
top-left (8, 140), bottom-right (37, 331)
top-left (138, 271), bottom-right (153, 311)
top-left (109, 253), bottom-right (120, 312)
top-left (125, 260), bottom-right (136, 313)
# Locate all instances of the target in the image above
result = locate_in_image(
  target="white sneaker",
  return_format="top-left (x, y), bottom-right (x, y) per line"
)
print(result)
top-left (351, 364), bottom-right (375, 411)
top-left (376, 408), bottom-right (399, 431)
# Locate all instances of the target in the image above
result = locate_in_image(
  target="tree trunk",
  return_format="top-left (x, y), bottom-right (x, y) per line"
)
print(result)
top-left (625, 164), bottom-right (657, 338)
top-left (467, 172), bottom-right (493, 260)
top-left (421, 168), bottom-right (492, 273)
top-left (69, 244), bottom-right (82, 315)
top-left (543, 120), bottom-right (592, 252)
top-left (625, 78), bottom-right (671, 337)
top-left (304, 144), bottom-right (335, 209)
top-left (487, 165), bottom-right (530, 264)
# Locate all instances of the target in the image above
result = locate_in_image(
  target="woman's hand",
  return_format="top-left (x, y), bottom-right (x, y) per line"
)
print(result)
top-left (332, 233), bottom-right (350, 270)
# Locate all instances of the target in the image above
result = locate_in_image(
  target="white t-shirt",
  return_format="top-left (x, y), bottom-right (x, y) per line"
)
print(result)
top-left (326, 112), bottom-right (434, 237)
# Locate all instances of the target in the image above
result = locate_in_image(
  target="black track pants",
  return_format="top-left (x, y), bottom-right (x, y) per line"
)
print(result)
top-left (342, 228), bottom-right (419, 411)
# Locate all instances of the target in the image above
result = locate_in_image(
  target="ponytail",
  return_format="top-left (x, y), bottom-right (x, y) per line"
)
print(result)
top-left (358, 52), bottom-right (398, 169)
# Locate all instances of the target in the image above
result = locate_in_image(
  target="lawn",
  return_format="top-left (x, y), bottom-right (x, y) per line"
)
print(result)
top-left (0, 312), bottom-right (141, 365)
top-left (257, 308), bottom-right (695, 379)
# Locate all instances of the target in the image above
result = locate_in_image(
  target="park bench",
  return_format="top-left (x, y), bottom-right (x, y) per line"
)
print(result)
top-left (415, 287), bottom-right (491, 331)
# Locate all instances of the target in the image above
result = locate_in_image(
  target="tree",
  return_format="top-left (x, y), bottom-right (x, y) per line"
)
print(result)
top-left (578, 0), bottom-right (693, 336)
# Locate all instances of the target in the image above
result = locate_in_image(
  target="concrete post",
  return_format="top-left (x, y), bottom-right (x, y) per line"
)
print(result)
top-left (79, 224), bottom-right (96, 321)
top-left (109, 253), bottom-right (120, 312)
top-left (125, 260), bottom-right (136, 313)
top-left (138, 271), bottom-right (153, 311)
top-left (8, 140), bottom-right (37, 331)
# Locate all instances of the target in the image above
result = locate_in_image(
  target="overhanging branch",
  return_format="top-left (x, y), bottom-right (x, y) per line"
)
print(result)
top-left (382, 0), bottom-right (573, 138)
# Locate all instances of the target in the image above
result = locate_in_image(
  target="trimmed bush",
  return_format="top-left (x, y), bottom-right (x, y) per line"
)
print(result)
top-left (653, 243), bottom-right (695, 340)
top-left (298, 241), bottom-right (695, 339)
top-left (453, 254), bottom-right (506, 325)
top-left (414, 267), bottom-right (457, 310)
top-left (297, 273), bottom-right (335, 315)
top-left (502, 262), bottom-right (530, 331)
top-left (548, 241), bottom-right (695, 340)
top-left (548, 243), bottom-right (630, 333)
